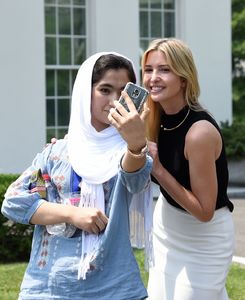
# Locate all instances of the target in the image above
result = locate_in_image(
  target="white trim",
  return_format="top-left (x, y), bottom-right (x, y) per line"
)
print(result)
top-left (232, 256), bottom-right (245, 265)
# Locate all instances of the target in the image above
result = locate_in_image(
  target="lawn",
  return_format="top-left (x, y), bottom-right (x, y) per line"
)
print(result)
top-left (1, 251), bottom-right (245, 300)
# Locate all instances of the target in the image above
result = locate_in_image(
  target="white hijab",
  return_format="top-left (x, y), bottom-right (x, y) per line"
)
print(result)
top-left (67, 52), bottom-right (128, 183)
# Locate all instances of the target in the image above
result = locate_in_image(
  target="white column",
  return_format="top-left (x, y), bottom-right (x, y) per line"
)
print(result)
top-left (0, 0), bottom-right (45, 173)
top-left (176, 0), bottom-right (232, 124)
top-left (87, 0), bottom-right (140, 82)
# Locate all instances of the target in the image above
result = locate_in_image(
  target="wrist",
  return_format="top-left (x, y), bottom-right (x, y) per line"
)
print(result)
top-left (127, 141), bottom-right (148, 158)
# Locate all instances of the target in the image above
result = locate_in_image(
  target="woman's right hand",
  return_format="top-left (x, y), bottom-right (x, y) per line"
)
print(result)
top-left (67, 206), bottom-right (108, 234)
top-left (147, 140), bottom-right (162, 178)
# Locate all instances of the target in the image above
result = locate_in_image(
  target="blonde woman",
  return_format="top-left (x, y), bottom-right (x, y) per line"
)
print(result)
top-left (142, 38), bottom-right (234, 300)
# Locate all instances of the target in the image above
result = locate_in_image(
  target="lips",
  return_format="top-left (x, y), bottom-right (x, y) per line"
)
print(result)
top-left (150, 86), bottom-right (164, 93)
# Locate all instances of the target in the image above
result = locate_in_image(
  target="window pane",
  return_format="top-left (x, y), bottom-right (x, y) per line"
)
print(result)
top-left (47, 128), bottom-right (56, 143)
top-left (140, 11), bottom-right (149, 37)
top-left (139, 0), bottom-right (148, 8)
top-left (151, 12), bottom-right (162, 37)
top-left (58, 0), bottom-right (71, 4)
top-left (140, 40), bottom-right (150, 54)
top-left (74, 8), bottom-right (85, 35)
top-left (46, 37), bottom-right (56, 64)
top-left (46, 70), bottom-right (55, 96)
top-left (58, 99), bottom-right (70, 126)
top-left (57, 70), bottom-right (70, 96)
top-left (164, 0), bottom-right (175, 9)
top-left (58, 7), bottom-right (71, 35)
top-left (73, 0), bottom-right (85, 5)
top-left (45, 0), bottom-right (56, 4)
top-left (59, 38), bottom-right (71, 64)
top-left (57, 129), bottom-right (68, 139)
top-left (72, 70), bottom-right (78, 85)
top-left (47, 99), bottom-right (55, 126)
top-left (45, 7), bottom-right (56, 34)
top-left (150, 0), bottom-right (161, 9)
top-left (73, 38), bottom-right (86, 65)
top-left (164, 12), bottom-right (175, 37)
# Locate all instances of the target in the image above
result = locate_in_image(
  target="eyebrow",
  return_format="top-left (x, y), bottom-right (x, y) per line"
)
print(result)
top-left (144, 64), bottom-right (169, 68)
top-left (97, 83), bottom-right (126, 90)
top-left (97, 83), bottom-right (114, 88)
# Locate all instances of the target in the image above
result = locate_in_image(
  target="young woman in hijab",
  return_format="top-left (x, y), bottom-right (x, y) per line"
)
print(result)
top-left (1, 52), bottom-right (152, 300)
top-left (142, 38), bottom-right (234, 300)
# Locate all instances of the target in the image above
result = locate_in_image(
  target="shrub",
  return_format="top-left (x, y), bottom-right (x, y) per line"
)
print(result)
top-left (0, 174), bottom-right (33, 262)
top-left (221, 118), bottom-right (245, 160)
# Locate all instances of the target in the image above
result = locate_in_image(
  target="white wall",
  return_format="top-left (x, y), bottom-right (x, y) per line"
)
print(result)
top-left (87, 0), bottom-right (140, 82)
top-left (176, 0), bottom-right (232, 124)
top-left (0, 0), bottom-right (45, 174)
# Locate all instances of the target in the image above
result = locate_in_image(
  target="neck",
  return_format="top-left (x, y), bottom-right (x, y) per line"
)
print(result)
top-left (161, 101), bottom-right (187, 115)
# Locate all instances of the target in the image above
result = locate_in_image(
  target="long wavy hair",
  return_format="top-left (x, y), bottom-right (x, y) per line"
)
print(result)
top-left (142, 38), bottom-right (204, 142)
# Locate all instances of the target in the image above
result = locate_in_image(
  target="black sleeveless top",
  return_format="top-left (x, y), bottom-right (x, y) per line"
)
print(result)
top-left (154, 106), bottom-right (234, 212)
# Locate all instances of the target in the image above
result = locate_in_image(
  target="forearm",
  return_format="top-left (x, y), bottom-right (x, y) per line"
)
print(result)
top-left (153, 165), bottom-right (214, 222)
top-left (30, 201), bottom-right (72, 225)
top-left (30, 201), bottom-right (108, 234)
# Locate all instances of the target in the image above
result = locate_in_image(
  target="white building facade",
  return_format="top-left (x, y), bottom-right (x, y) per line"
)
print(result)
top-left (0, 0), bottom-right (232, 174)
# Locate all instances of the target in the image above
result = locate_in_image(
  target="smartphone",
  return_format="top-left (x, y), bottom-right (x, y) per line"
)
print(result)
top-left (118, 82), bottom-right (149, 112)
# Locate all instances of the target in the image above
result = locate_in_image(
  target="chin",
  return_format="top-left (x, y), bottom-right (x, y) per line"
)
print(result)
top-left (151, 95), bottom-right (162, 103)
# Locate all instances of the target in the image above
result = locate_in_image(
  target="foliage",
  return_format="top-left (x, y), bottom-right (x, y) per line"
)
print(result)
top-left (232, 0), bottom-right (245, 73)
top-left (0, 174), bottom-right (33, 262)
top-left (232, 0), bottom-right (245, 124)
top-left (221, 119), bottom-right (245, 160)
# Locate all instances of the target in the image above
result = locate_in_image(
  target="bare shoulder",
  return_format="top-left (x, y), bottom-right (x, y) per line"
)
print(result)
top-left (185, 120), bottom-right (222, 160)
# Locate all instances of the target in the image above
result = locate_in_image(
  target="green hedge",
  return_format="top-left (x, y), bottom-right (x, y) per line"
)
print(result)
top-left (221, 118), bottom-right (245, 160)
top-left (0, 174), bottom-right (33, 263)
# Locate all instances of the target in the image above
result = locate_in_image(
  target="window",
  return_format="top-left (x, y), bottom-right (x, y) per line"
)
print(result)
top-left (139, 0), bottom-right (175, 56)
top-left (45, 0), bottom-right (86, 141)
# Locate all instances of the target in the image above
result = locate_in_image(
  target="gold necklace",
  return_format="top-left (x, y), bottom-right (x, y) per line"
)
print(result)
top-left (161, 108), bottom-right (190, 131)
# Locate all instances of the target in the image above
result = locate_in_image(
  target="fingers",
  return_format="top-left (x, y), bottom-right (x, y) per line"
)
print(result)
top-left (94, 216), bottom-right (107, 232)
top-left (140, 103), bottom-right (150, 121)
top-left (78, 208), bottom-right (108, 234)
top-left (120, 91), bottom-right (135, 112)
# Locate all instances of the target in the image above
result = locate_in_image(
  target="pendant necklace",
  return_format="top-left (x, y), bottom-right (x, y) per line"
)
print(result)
top-left (161, 108), bottom-right (190, 131)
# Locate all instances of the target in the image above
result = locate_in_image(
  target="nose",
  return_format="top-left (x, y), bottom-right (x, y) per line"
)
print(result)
top-left (150, 70), bottom-right (160, 82)
top-left (108, 93), bottom-right (118, 107)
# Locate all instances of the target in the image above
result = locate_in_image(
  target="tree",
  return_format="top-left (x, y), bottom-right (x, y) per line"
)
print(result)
top-left (232, 0), bottom-right (245, 118)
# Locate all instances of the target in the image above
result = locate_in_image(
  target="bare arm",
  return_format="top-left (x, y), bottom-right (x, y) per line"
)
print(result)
top-left (30, 202), bottom-right (108, 234)
top-left (149, 121), bottom-right (222, 222)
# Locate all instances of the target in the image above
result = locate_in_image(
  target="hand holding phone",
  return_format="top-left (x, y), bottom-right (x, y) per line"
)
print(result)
top-left (118, 82), bottom-right (149, 113)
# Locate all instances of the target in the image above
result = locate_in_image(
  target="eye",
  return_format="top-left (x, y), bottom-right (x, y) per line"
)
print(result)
top-left (159, 66), bottom-right (170, 73)
top-left (100, 88), bottom-right (110, 95)
top-left (144, 67), bottom-right (152, 73)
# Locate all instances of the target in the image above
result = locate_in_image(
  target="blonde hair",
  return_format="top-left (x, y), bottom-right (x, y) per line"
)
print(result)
top-left (142, 38), bottom-right (204, 142)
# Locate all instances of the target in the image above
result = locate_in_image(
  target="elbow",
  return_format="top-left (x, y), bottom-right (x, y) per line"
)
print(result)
top-left (198, 210), bottom-right (215, 222)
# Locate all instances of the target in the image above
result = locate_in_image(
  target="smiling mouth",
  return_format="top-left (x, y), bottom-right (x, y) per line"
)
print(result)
top-left (151, 86), bottom-right (164, 93)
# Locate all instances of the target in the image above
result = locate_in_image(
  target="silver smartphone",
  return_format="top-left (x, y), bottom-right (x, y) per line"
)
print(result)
top-left (118, 82), bottom-right (149, 112)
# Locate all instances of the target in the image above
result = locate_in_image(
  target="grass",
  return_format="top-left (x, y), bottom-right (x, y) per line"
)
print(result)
top-left (0, 251), bottom-right (245, 299)
top-left (0, 262), bottom-right (27, 300)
